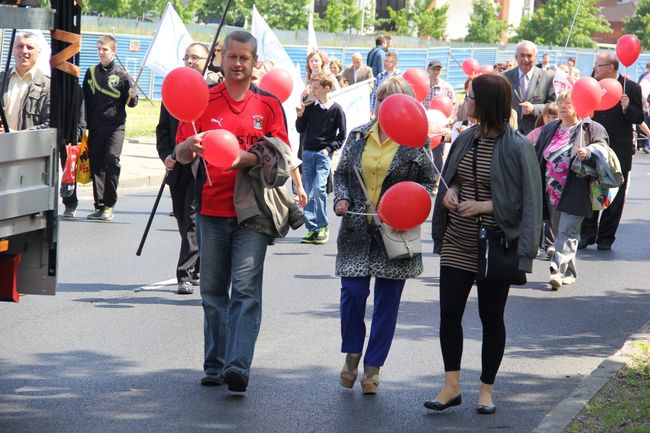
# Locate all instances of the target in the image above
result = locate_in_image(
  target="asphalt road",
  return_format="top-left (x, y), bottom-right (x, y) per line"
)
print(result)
top-left (1, 156), bottom-right (649, 433)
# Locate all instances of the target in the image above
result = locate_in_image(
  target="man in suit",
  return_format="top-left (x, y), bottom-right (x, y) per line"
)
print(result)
top-left (579, 52), bottom-right (643, 250)
top-left (155, 42), bottom-right (210, 295)
top-left (503, 40), bottom-right (555, 135)
top-left (343, 52), bottom-right (373, 85)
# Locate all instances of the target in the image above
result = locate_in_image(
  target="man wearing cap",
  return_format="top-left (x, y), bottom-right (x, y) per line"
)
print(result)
top-left (423, 59), bottom-right (454, 195)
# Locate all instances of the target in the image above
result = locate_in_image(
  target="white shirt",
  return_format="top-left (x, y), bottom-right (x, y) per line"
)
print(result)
top-left (3, 66), bottom-right (37, 131)
top-left (316, 98), bottom-right (334, 110)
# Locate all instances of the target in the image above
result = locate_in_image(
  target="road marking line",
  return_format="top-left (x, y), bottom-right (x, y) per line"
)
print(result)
top-left (134, 278), bottom-right (177, 292)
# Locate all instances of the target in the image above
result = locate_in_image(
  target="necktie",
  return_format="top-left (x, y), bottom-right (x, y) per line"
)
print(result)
top-left (520, 74), bottom-right (529, 99)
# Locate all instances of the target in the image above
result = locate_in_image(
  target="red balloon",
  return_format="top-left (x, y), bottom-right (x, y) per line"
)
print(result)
top-left (616, 34), bottom-right (641, 68)
top-left (571, 77), bottom-right (603, 119)
top-left (162, 67), bottom-right (208, 122)
top-left (377, 181), bottom-right (432, 230)
top-left (402, 68), bottom-right (430, 102)
top-left (478, 65), bottom-right (494, 75)
top-left (429, 134), bottom-right (443, 149)
top-left (461, 58), bottom-right (480, 76)
top-left (597, 78), bottom-right (623, 111)
top-left (378, 94), bottom-right (428, 148)
top-left (202, 129), bottom-right (241, 168)
top-left (258, 68), bottom-right (293, 103)
top-left (428, 95), bottom-right (453, 118)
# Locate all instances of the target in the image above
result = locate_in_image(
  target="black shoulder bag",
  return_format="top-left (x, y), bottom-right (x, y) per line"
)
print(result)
top-left (472, 140), bottom-right (527, 285)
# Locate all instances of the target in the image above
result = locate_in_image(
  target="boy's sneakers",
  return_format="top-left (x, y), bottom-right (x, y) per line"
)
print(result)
top-left (99, 207), bottom-right (114, 221)
top-left (301, 230), bottom-right (317, 244)
top-left (301, 227), bottom-right (329, 244)
top-left (87, 207), bottom-right (103, 220)
top-left (63, 205), bottom-right (76, 218)
top-left (313, 227), bottom-right (329, 244)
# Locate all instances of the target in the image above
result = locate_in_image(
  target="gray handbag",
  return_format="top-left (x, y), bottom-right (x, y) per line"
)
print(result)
top-left (353, 167), bottom-right (421, 260)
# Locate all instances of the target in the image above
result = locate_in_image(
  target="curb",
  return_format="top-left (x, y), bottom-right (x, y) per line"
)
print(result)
top-left (533, 321), bottom-right (650, 433)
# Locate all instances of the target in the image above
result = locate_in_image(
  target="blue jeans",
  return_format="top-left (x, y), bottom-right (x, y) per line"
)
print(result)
top-left (198, 215), bottom-right (269, 379)
top-left (302, 149), bottom-right (332, 231)
top-left (340, 276), bottom-right (405, 367)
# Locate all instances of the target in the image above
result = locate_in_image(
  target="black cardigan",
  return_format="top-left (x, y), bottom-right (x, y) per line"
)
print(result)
top-left (534, 119), bottom-right (609, 218)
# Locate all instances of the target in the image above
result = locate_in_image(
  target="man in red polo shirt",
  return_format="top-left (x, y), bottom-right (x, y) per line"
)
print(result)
top-left (176, 30), bottom-right (288, 393)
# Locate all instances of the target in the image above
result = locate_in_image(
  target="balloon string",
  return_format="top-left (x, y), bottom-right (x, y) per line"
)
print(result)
top-left (424, 150), bottom-right (450, 191)
top-left (346, 211), bottom-right (378, 216)
top-left (193, 121), bottom-right (212, 186)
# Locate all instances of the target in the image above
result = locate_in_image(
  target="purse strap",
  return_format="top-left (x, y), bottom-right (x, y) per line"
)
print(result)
top-left (353, 166), bottom-right (383, 228)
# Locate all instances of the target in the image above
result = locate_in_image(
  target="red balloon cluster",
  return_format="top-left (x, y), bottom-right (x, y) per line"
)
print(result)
top-left (571, 77), bottom-right (602, 119)
top-left (162, 67), bottom-right (209, 122)
top-left (258, 68), bottom-right (293, 103)
top-left (616, 34), bottom-right (641, 68)
top-left (377, 181), bottom-right (432, 230)
top-left (202, 129), bottom-right (241, 168)
top-left (402, 68), bottom-right (430, 102)
top-left (378, 93), bottom-right (428, 148)
top-left (461, 58), bottom-right (480, 76)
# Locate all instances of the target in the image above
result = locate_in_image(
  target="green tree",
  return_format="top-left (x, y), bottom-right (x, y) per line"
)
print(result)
top-left (85, 0), bottom-right (130, 17)
top-left (386, 0), bottom-right (447, 38)
top-left (198, 0), bottom-right (309, 30)
top-left (315, 0), bottom-right (362, 33)
top-left (516, 0), bottom-right (611, 48)
top-left (623, 0), bottom-right (650, 48)
top-left (465, 0), bottom-right (508, 43)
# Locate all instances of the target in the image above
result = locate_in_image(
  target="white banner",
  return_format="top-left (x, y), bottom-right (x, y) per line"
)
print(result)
top-left (640, 75), bottom-right (650, 102)
top-left (552, 67), bottom-right (573, 97)
top-left (141, 2), bottom-right (192, 76)
top-left (251, 5), bottom-right (305, 155)
top-left (330, 78), bottom-right (373, 138)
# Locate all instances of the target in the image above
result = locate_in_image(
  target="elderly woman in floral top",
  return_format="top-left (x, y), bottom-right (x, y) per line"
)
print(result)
top-left (534, 91), bottom-right (609, 290)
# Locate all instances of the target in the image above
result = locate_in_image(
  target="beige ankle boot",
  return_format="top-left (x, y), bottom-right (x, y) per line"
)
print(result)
top-left (360, 365), bottom-right (380, 394)
top-left (339, 353), bottom-right (361, 388)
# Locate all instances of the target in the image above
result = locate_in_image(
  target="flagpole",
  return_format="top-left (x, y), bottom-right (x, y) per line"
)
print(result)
top-left (126, 66), bottom-right (144, 105)
top-left (203, 0), bottom-right (234, 76)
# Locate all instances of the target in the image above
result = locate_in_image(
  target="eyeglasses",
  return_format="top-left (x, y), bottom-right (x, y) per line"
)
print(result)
top-left (594, 63), bottom-right (611, 68)
top-left (183, 55), bottom-right (206, 62)
top-left (464, 93), bottom-right (475, 100)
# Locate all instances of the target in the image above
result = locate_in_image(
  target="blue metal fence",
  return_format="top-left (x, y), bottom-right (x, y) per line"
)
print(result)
top-left (3, 29), bottom-right (650, 99)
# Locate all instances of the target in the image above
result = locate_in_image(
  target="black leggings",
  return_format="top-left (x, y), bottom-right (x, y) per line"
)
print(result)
top-left (439, 266), bottom-right (510, 385)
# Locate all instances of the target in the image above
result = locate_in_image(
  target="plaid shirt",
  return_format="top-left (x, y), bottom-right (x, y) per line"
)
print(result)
top-left (370, 69), bottom-right (401, 112)
top-left (422, 79), bottom-right (454, 109)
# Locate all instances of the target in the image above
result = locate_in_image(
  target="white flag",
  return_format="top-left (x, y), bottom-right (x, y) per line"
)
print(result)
top-left (553, 67), bottom-right (573, 97)
top-left (252, 5), bottom-right (305, 156)
top-left (141, 3), bottom-right (192, 76)
top-left (640, 75), bottom-right (650, 101)
top-left (330, 79), bottom-right (373, 137)
top-left (307, 13), bottom-right (318, 54)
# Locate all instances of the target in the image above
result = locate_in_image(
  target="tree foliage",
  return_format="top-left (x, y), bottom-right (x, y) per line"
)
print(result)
top-left (465, 0), bottom-right (508, 44)
top-left (315, 0), bottom-right (362, 33)
top-left (516, 0), bottom-right (611, 48)
top-left (623, 0), bottom-right (650, 49)
top-left (386, 0), bottom-right (447, 38)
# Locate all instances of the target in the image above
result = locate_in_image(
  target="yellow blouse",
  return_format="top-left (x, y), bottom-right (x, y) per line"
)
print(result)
top-left (361, 123), bottom-right (400, 211)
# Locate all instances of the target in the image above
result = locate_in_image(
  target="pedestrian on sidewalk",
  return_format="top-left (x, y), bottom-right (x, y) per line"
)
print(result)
top-left (155, 42), bottom-right (210, 295)
top-left (83, 34), bottom-right (138, 221)
top-left (333, 76), bottom-right (435, 395)
top-left (296, 72), bottom-right (346, 245)
top-left (175, 30), bottom-right (290, 393)
top-left (428, 73), bottom-right (542, 414)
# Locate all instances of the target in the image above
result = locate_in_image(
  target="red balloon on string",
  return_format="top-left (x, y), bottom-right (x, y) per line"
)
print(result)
top-left (402, 68), bottom-right (430, 102)
top-left (377, 181), bottom-right (432, 230)
top-left (616, 34), bottom-right (641, 67)
top-left (378, 93), bottom-right (428, 147)
top-left (597, 78), bottom-right (623, 111)
top-left (571, 77), bottom-right (603, 119)
top-left (202, 129), bottom-right (241, 168)
top-left (461, 58), bottom-right (480, 76)
top-left (162, 67), bottom-right (209, 122)
top-left (258, 68), bottom-right (293, 103)
top-left (429, 134), bottom-right (443, 149)
top-left (478, 65), bottom-right (494, 75)
top-left (428, 95), bottom-right (453, 118)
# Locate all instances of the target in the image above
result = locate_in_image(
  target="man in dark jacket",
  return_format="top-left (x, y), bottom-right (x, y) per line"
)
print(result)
top-left (579, 52), bottom-right (644, 250)
top-left (366, 35), bottom-right (387, 77)
top-left (155, 42), bottom-right (209, 295)
top-left (83, 34), bottom-right (138, 221)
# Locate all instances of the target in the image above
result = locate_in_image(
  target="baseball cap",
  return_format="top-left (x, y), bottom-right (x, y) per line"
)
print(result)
top-left (428, 60), bottom-right (443, 68)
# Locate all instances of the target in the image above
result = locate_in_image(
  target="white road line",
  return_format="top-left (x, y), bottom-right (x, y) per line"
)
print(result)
top-left (134, 278), bottom-right (177, 292)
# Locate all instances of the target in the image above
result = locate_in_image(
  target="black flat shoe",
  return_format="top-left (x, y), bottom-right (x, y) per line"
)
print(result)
top-left (477, 404), bottom-right (496, 414)
top-left (424, 394), bottom-right (462, 411)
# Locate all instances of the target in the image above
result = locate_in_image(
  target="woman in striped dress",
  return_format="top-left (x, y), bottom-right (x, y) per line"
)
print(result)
top-left (427, 74), bottom-right (542, 414)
